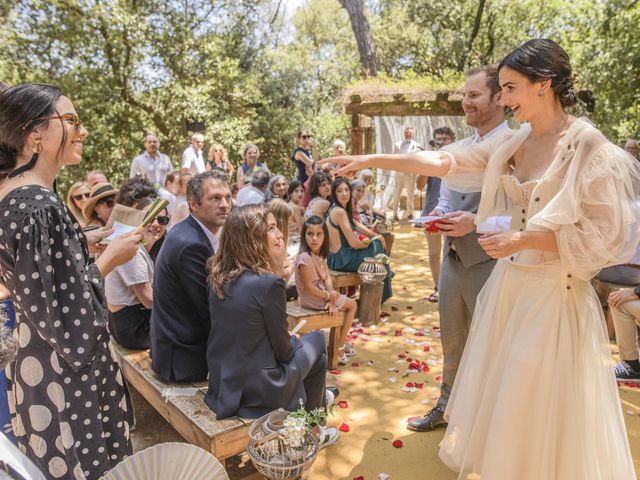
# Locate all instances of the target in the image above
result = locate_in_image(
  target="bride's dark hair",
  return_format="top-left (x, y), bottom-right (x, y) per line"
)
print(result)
top-left (0, 83), bottom-right (65, 180)
top-left (498, 39), bottom-right (577, 108)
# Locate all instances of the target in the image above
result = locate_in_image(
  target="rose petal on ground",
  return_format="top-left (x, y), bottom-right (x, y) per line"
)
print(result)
top-left (338, 400), bottom-right (349, 409)
top-left (410, 316), bottom-right (416, 321)
top-left (339, 423), bottom-right (351, 432)
top-left (394, 329), bottom-right (403, 336)
top-left (423, 346), bottom-right (431, 352)
top-left (392, 439), bottom-right (403, 448)
top-left (391, 306), bottom-right (399, 311)
top-left (330, 369), bottom-right (342, 375)
top-left (406, 306), bottom-right (413, 310)
top-left (398, 353), bottom-right (406, 359)
top-left (389, 376), bottom-right (397, 383)
top-left (353, 476), bottom-right (364, 480)
top-left (415, 383), bottom-right (424, 389)
top-left (414, 332), bottom-right (424, 337)
top-left (405, 382), bottom-right (415, 388)
top-left (381, 311), bottom-right (390, 317)
top-left (435, 374), bottom-right (443, 381)
top-left (351, 362), bottom-right (359, 367)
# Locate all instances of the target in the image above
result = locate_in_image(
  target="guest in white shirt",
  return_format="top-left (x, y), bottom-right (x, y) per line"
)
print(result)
top-left (236, 169), bottom-right (271, 206)
top-left (385, 127), bottom-right (423, 220)
top-left (130, 133), bottom-right (173, 187)
top-left (180, 133), bottom-right (206, 175)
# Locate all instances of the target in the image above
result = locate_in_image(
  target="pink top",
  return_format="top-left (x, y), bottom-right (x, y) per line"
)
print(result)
top-left (295, 251), bottom-right (329, 310)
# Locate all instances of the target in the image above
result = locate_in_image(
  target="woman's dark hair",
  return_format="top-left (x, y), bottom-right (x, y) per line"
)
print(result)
top-left (309, 172), bottom-right (331, 199)
top-left (498, 39), bottom-right (577, 108)
top-left (288, 179), bottom-right (304, 197)
top-left (330, 177), bottom-right (353, 219)
top-left (118, 177), bottom-right (158, 207)
top-left (0, 83), bottom-right (65, 180)
top-left (300, 215), bottom-right (330, 258)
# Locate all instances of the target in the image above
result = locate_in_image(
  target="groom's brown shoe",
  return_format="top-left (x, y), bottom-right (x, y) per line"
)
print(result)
top-left (407, 406), bottom-right (447, 432)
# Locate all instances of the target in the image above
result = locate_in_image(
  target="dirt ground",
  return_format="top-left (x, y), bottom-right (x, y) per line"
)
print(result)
top-left (131, 223), bottom-right (640, 479)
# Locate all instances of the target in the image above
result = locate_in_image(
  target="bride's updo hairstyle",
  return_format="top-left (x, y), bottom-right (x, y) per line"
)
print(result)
top-left (498, 39), bottom-right (577, 108)
top-left (0, 83), bottom-right (64, 180)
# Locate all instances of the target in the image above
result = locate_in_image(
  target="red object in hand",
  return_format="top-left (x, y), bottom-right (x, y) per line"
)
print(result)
top-left (424, 217), bottom-right (445, 233)
top-left (339, 423), bottom-right (351, 432)
top-left (392, 439), bottom-right (403, 448)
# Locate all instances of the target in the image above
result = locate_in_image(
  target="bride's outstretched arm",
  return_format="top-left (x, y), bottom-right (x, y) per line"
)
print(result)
top-left (319, 151), bottom-right (451, 178)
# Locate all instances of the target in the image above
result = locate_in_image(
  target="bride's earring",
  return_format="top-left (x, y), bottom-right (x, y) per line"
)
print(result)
top-left (537, 89), bottom-right (544, 97)
top-left (32, 137), bottom-right (42, 154)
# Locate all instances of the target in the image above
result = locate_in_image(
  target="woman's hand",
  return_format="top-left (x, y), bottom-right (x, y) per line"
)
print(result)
top-left (477, 231), bottom-right (525, 259)
top-left (609, 289), bottom-right (639, 309)
top-left (319, 155), bottom-right (371, 177)
top-left (84, 227), bottom-right (113, 254)
top-left (95, 232), bottom-right (143, 277)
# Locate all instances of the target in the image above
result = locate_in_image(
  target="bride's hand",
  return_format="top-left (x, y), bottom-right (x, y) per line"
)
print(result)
top-left (318, 155), bottom-right (371, 176)
top-left (477, 231), bottom-right (524, 258)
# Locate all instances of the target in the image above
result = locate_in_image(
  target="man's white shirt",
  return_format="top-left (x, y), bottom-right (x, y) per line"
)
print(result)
top-left (130, 151), bottom-right (173, 186)
top-left (181, 146), bottom-right (205, 175)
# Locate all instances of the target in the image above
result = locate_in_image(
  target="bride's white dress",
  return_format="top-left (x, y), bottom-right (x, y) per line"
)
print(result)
top-left (437, 119), bottom-right (639, 480)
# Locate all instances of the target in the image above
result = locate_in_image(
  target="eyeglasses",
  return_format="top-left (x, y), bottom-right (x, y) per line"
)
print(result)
top-left (154, 215), bottom-right (170, 226)
top-left (301, 135), bottom-right (312, 139)
top-left (97, 199), bottom-right (116, 208)
top-left (48, 113), bottom-right (84, 132)
top-left (72, 192), bottom-right (90, 201)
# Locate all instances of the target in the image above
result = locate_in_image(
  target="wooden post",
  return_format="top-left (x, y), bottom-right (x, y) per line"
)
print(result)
top-left (358, 282), bottom-right (383, 325)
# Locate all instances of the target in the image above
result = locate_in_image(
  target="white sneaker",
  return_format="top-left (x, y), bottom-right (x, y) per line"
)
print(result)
top-left (317, 426), bottom-right (339, 450)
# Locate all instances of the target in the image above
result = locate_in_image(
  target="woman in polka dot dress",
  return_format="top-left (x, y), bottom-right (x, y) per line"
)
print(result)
top-left (0, 84), bottom-right (142, 479)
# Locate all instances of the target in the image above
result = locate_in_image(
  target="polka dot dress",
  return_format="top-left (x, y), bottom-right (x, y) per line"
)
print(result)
top-left (0, 186), bottom-right (133, 479)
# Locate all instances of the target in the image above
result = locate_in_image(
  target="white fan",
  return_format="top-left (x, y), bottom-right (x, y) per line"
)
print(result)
top-left (101, 442), bottom-right (230, 480)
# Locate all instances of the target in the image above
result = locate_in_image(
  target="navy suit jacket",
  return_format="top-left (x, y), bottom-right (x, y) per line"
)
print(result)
top-left (150, 215), bottom-right (214, 382)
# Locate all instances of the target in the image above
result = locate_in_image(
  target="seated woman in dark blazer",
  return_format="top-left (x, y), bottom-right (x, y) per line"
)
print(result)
top-left (205, 204), bottom-right (339, 446)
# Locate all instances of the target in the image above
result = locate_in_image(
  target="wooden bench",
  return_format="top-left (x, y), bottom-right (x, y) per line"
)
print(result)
top-left (110, 342), bottom-right (254, 473)
top-left (329, 270), bottom-right (361, 291)
top-left (286, 302), bottom-right (343, 370)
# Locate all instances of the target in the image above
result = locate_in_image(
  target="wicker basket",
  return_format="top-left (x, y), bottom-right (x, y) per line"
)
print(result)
top-left (247, 409), bottom-right (319, 480)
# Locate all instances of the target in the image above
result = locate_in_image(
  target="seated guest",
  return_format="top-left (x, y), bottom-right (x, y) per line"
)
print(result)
top-left (236, 144), bottom-right (268, 189)
top-left (350, 178), bottom-right (366, 224)
top-left (296, 215), bottom-right (357, 365)
top-left (117, 176), bottom-right (157, 206)
top-left (105, 197), bottom-right (164, 349)
top-left (157, 171), bottom-right (179, 215)
top-left (358, 169), bottom-right (385, 220)
top-left (287, 179), bottom-right (305, 243)
top-left (301, 169), bottom-right (332, 208)
top-left (236, 169), bottom-right (270, 206)
top-left (205, 205), bottom-right (338, 449)
top-left (264, 174), bottom-right (289, 203)
top-left (151, 171), bottom-right (231, 382)
top-left (609, 287), bottom-right (640, 382)
top-left (86, 169), bottom-right (108, 186)
top-left (82, 181), bottom-right (118, 228)
top-left (327, 178), bottom-right (392, 303)
top-left (304, 171), bottom-right (331, 218)
top-left (147, 210), bottom-right (170, 263)
top-left (269, 199), bottom-right (296, 285)
top-left (65, 180), bottom-right (91, 227)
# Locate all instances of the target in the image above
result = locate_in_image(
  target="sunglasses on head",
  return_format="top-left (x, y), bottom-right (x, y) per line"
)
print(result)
top-left (154, 215), bottom-right (170, 226)
top-left (72, 192), bottom-right (90, 201)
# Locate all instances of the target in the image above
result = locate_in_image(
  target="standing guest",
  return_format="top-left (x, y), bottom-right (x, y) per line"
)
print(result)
top-left (129, 133), bottom-right (173, 187)
top-left (326, 178), bottom-right (392, 303)
top-left (291, 129), bottom-right (317, 184)
top-left (65, 181), bottom-right (91, 227)
top-left (105, 197), bottom-right (163, 350)
top-left (236, 144), bottom-right (267, 189)
top-left (82, 181), bottom-right (119, 228)
top-left (332, 139), bottom-right (346, 157)
top-left (206, 143), bottom-right (234, 178)
top-left (416, 126), bottom-right (456, 303)
top-left (296, 215), bottom-right (357, 365)
top-left (151, 171), bottom-right (231, 382)
top-left (85, 169), bottom-right (108, 186)
top-left (236, 169), bottom-right (270, 206)
top-left (324, 39), bottom-right (640, 479)
top-left (157, 171), bottom-right (179, 216)
top-left (625, 139), bottom-right (638, 160)
top-left (0, 83), bottom-right (142, 479)
top-left (205, 205), bottom-right (338, 453)
top-left (168, 172), bottom-right (191, 229)
top-left (385, 127), bottom-right (422, 221)
top-left (264, 174), bottom-right (289, 203)
top-left (180, 133), bottom-right (206, 175)
top-left (287, 179), bottom-right (305, 243)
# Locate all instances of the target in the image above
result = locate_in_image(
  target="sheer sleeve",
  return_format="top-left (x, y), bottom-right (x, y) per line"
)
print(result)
top-left (12, 203), bottom-right (109, 370)
top-left (529, 143), bottom-right (640, 281)
top-left (440, 135), bottom-right (498, 192)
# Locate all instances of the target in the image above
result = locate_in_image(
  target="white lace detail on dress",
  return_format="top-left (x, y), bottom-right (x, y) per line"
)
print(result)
top-left (501, 174), bottom-right (538, 207)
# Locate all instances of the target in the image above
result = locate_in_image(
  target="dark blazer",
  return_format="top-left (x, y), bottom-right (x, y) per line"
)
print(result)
top-left (204, 271), bottom-right (306, 419)
top-left (150, 215), bottom-right (214, 382)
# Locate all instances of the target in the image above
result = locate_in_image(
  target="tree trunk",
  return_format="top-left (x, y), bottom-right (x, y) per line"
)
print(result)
top-left (457, 0), bottom-right (486, 72)
top-left (338, 0), bottom-right (380, 77)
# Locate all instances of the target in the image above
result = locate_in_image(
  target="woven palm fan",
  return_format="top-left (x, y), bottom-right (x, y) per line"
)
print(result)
top-left (101, 442), bottom-right (229, 480)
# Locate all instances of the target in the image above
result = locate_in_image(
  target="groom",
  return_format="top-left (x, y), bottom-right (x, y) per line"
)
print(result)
top-left (408, 65), bottom-right (508, 432)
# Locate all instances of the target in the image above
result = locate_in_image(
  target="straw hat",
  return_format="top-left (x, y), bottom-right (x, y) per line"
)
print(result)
top-left (82, 182), bottom-right (118, 220)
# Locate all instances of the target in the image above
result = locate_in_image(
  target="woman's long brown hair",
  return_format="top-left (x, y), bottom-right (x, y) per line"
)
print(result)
top-left (208, 204), bottom-right (276, 299)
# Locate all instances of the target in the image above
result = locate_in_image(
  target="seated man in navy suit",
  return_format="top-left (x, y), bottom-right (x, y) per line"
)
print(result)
top-left (150, 171), bottom-right (231, 382)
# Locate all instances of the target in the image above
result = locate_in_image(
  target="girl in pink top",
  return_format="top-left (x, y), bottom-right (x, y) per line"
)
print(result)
top-left (295, 215), bottom-right (357, 364)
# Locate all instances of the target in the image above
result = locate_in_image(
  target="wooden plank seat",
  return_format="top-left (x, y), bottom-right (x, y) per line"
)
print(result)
top-left (329, 270), bottom-right (362, 290)
top-left (286, 302), bottom-right (343, 370)
top-left (110, 341), bottom-right (253, 470)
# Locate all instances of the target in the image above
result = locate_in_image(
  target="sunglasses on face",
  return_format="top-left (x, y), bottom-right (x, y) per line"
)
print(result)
top-left (301, 135), bottom-right (312, 139)
top-left (98, 199), bottom-right (116, 208)
top-left (154, 215), bottom-right (170, 226)
top-left (72, 192), bottom-right (90, 201)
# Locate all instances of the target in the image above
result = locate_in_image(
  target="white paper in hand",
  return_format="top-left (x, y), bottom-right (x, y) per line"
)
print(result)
top-left (476, 215), bottom-right (512, 234)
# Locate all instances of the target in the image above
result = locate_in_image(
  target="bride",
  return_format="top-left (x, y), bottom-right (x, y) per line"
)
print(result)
top-left (323, 39), bottom-right (639, 479)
